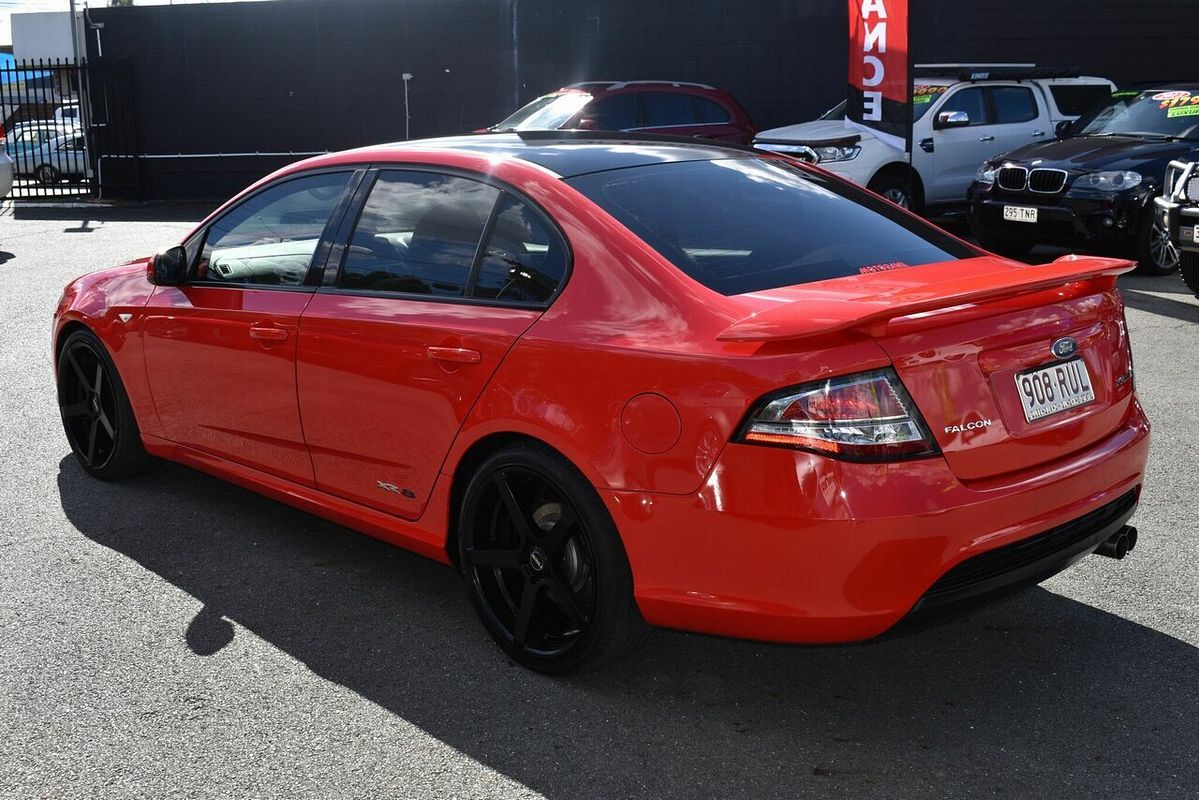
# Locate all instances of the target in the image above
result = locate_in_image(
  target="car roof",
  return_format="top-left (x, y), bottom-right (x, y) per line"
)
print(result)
top-left (338, 131), bottom-right (759, 179)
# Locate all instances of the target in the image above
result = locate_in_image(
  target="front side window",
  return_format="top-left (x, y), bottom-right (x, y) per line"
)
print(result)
top-left (197, 171), bottom-right (350, 286)
top-left (939, 87), bottom-right (988, 126)
top-left (568, 158), bottom-right (972, 296)
top-left (473, 196), bottom-right (568, 303)
top-left (990, 86), bottom-right (1038, 124)
top-left (340, 171), bottom-right (499, 296)
top-left (589, 93), bottom-right (640, 130)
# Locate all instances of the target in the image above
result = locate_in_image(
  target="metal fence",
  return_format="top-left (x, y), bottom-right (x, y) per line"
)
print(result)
top-left (0, 59), bottom-right (138, 201)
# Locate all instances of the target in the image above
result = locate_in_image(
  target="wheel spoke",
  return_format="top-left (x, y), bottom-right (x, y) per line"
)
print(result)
top-left (494, 471), bottom-right (535, 543)
top-left (60, 400), bottom-right (90, 418)
top-left (540, 503), bottom-right (578, 552)
top-left (543, 572), bottom-right (587, 628)
top-left (64, 347), bottom-right (89, 387)
top-left (93, 363), bottom-right (104, 396)
top-left (512, 581), bottom-right (541, 648)
top-left (97, 410), bottom-right (115, 439)
top-left (465, 546), bottom-right (521, 570)
top-left (85, 418), bottom-right (99, 466)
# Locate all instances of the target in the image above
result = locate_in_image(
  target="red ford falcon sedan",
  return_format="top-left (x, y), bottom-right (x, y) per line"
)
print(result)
top-left (53, 132), bottom-right (1149, 673)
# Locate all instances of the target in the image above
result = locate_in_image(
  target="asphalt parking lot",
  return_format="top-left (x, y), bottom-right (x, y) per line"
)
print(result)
top-left (1, 203), bottom-right (1196, 799)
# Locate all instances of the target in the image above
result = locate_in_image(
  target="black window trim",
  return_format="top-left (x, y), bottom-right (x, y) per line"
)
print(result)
top-left (181, 165), bottom-right (366, 292)
top-left (319, 162), bottom-right (574, 311)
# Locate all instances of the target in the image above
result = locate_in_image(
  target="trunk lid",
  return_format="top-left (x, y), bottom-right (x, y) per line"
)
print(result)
top-left (722, 255), bottom-right (1137, 481)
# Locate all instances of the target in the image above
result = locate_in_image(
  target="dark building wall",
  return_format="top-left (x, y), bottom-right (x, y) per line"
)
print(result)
top-left (86, 0), bottom-right (1198, 200)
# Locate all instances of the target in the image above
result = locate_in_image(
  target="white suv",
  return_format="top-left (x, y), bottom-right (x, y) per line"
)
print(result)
top-left (754, 65), bottom-right (1114, 211)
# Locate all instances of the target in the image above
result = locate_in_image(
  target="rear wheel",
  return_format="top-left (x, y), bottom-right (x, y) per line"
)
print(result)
top-left (1181, 251), bottom-right (1199, 297)
top-left (457, 442), bottom-right (648, 673)
top-left (1135, 208), bottom-right (1179, 275)
top-left (57, 329), bottom-right (151, 480)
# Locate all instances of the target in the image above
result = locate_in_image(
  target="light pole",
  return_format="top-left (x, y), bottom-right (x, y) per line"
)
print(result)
top-left (402, 73), bottom-right (413, 140)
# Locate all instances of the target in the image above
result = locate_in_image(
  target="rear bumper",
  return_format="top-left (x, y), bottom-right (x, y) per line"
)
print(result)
top-left (967, 183), bottom-right (1151, 252)
top-left (605, 402), bottom-right (1150, 644)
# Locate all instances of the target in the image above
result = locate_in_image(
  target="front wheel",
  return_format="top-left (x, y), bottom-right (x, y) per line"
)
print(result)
top-left (867, 171), bottom-right (920, 212)
top-left (1135, 209), bottom-right (1180, 275)
top-left (1180, 251), bottom-right (1198, 297)
top-left (57, 329), bottom-right (151, 480)
top-left (456, 442), bottom-right (648, 673)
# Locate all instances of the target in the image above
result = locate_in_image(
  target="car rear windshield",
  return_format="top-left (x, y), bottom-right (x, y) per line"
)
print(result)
top-left (568, 158), bottom-right (973, 295)
top-left (1074, 89), bottom-right (1198, 139)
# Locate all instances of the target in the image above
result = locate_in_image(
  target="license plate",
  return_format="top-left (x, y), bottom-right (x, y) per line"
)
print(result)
top-left (1003, 205), bottom-right (1038, 223)
top-left (1014, 359), bottom-right (1095, 422)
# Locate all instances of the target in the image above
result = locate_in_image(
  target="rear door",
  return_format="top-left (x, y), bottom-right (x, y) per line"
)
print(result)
top-left (296, 168), bottom-right (568, 519)
top-left (142, 170), bottom-right (357, 485)
top-left (985, 84), bottom-right (1049, 164)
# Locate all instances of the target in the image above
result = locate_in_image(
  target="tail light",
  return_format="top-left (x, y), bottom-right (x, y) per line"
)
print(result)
top-left (736, 368), bottom-right (939, 462)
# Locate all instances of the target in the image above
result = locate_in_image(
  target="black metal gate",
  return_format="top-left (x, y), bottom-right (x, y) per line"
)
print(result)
top-left (0, 58), bottom-right (138, 201)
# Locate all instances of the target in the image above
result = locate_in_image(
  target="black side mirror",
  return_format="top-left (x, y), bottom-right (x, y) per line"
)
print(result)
top-left (150, 245), bottom-right (189, 286)
top-left (1055, 119), bottom-right (1072, 137)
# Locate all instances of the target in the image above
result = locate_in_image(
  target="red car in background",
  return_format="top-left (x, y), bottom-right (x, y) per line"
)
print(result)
top-left (54, 132), bottom-right (1148, 674)
top-left (485, 81), bottom-right (757, 143)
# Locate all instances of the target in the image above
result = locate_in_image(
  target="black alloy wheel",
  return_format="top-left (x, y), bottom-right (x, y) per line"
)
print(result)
top-left (36, 164), bottom-right (61, 185)
top-left (58, 330), bottom-right (150, 480)
top-left (458, 443), bottom-right (647, 673)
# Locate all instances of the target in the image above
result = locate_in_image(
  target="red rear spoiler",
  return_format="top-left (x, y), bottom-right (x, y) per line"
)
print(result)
top-left (716, 256), bottom-right (1135, 343)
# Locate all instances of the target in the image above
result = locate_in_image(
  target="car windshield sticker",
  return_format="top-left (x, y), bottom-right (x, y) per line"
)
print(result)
top-left (859, 261), bottom-right (910, 274)
top-left (913, 84), bottom-right (946, 104)
top-left (1153, 91), bottom-right (1198, 116)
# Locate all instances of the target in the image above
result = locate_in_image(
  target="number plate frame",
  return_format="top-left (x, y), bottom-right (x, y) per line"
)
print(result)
top-left (1014, 358), bottom-right (1096, 422)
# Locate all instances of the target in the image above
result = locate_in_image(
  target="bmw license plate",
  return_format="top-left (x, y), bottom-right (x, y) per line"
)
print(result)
top-left (1015, 359), bottom-right (1095, 422)
top-left (1003, 205), bottom-right (1038, 223)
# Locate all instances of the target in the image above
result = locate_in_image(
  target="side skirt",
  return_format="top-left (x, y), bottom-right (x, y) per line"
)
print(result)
top-left (141, 434), bottom-right (454, 565)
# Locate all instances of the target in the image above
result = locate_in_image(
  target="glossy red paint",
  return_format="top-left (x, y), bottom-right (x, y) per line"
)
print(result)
top-left (52, 138), bottom-right (1150, 645)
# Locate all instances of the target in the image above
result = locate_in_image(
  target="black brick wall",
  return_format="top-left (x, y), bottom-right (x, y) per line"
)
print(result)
top-left (85, 0), bottom-right (1198, 199)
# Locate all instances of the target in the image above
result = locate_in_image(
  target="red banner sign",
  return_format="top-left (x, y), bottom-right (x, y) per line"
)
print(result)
top-left (846, 0), bottom-right (910, 152)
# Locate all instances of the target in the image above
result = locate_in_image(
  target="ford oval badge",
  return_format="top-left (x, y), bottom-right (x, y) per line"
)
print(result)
top-left (1051, 337), bottom-right (1078, 360)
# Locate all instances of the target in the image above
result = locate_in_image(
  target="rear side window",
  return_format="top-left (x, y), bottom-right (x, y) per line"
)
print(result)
top-left (473, 196), bottom-right (568, 303)
top-left (589, 93), bottom-right (640, 130)
top-left (939, 87), bottom-right (988, 125)
top-left (643, 92), bottom-right (699, 127)
top-left (694, 97), bottom-right (731, 124)
top-left (340, 171), bottom-right (500, 296)
top-left (1049, 84), bottom-right (1113, 117)
top-left (990, 86), bottom-right (1038, 124)
top-left (568, 158), bottom-right (972, 296)
top-left (198, 171), bottom-right (350, 286)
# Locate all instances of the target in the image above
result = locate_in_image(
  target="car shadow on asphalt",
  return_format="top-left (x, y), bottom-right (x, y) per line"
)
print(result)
top-left (56, 456), bottom-right (1198, 799)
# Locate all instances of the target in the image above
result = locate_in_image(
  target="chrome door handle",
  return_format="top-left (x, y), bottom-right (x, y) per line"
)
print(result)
top-left (249, 325), bottom-right (289, 342)
top-left (427, 346), bottom-right (481, 365)
top-left (978, 135), bottom-right (995, 142)
top-left (1032, 130), bottom-right (1046, 137)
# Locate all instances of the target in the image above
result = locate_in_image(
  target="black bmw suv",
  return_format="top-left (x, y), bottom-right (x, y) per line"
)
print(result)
top-left (968, 84), bottom-right (1198, 274)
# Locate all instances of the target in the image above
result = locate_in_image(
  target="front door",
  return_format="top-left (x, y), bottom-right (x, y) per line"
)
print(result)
top-left (297, 169), bottom-right (568, 519)
top-left (142, 170), bottom-right (354, 485)
top-left (929, 85), bottom-right (992, 203)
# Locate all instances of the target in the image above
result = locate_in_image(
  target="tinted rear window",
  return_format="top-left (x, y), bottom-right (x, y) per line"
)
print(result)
top-left (1049, 84), bottom-right (1114, 117)
top-left (568, 158), bottom-right (972, 295)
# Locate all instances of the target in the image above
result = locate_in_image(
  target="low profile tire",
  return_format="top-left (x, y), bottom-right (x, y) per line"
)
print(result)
top-left (1134, 208), bottom-right (1180, 275)
top-left (36, 164), bottom-right (61, 185)
top-left (976, 233), bottom-right (1034, 261)
top-left (1181, 251), bottom-right (1199, 297)
top-left (57, 329), bottom-right (151, 480)
top-left (456, 442), bottom-right (649, 674)
top-left (867, 171), bottom-right (921, 212)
